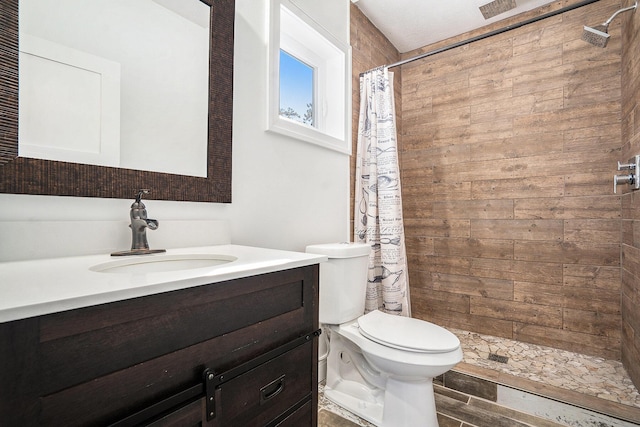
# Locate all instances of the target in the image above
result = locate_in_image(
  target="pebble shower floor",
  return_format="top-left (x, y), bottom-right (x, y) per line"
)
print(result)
top-left (451, 328), bottom-right (640, 408)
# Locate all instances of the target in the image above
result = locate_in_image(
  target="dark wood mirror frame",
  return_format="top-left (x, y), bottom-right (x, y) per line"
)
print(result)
top-left (0, 0), bottom-right (233, 203)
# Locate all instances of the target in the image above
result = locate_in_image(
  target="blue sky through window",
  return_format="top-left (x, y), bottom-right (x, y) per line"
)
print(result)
top-left (279, 50), bottom-right (313, 125)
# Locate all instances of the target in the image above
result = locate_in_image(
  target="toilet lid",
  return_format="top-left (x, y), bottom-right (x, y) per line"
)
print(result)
top-left (358, 310), bottom-right (460, 353)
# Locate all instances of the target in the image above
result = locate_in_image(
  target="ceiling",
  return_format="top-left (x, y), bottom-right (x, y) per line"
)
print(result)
top-left (352, 0), bottom-right (559, 53)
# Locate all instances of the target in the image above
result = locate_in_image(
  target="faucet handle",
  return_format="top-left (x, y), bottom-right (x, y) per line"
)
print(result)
top-left (135, 189), bottom-right (151, 202)
top-left (617, 161), bottom-right (636, 171)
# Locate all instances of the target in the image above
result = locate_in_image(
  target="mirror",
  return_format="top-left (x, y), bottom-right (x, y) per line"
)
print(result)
top-left (19, 0), bottom-right (210, 178)
top-left (0, 0), bottom-right (233, 202)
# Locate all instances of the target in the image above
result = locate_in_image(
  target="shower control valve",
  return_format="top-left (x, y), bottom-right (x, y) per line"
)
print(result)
top-left (614, 174), bottom-right (635, 194)
top-left (613, 155), bottom-right (640, 194)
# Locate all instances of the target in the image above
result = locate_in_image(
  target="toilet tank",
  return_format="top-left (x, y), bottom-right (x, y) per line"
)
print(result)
top-left (305, 242), bottom-right (371, 325)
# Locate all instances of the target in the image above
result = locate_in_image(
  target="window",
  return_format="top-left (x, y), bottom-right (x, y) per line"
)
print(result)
top-left (279, 50), bottom-right (314, 126)
top-left (268, 0), bottom-right (351, 154)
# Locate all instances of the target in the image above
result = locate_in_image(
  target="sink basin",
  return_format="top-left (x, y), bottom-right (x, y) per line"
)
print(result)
top-left (90, 254), bottom-right (237, 274)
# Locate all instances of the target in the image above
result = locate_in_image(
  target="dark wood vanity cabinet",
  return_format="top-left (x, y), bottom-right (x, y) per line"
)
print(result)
top-left (0, 265), bottom-right (320, 426)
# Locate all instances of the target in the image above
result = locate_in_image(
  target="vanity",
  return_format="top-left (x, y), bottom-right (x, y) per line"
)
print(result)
top-left (0, 0), bottom-right (328, 422)
top-left (0, 245), bottom-right (326, 426)
top-left (0, 0), bottom-right (326, 422)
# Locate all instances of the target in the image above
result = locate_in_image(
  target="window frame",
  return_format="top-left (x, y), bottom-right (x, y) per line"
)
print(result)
top-left (267, 0), bottom-right (351, 154)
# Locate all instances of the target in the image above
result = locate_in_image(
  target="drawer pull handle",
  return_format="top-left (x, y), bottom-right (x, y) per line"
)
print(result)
top-left (260, 374), bottom-right (286, 405)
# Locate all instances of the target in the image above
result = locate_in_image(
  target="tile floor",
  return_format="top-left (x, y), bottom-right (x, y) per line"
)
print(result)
top-left (319, 381), bottom-right (568, 427)
top-left (318, 328), bottom-right (640, 426)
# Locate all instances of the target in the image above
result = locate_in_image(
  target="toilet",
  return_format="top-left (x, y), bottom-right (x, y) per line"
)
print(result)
top-left (306, 242), bottom-right (462, 427)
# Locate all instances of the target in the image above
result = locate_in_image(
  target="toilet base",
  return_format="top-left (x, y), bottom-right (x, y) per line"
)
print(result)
top-left (382, 377), bottom-right (438, 427)
top-left (325, 327), bottom-right (440, 427)
top-left (324, 381), bottom-right (384, 426)
top-left (324, 377), bottom-right (438, 427)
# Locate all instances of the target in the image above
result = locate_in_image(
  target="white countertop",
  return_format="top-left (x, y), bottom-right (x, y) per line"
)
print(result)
top-left (0, 245), bottom-right (327, 323)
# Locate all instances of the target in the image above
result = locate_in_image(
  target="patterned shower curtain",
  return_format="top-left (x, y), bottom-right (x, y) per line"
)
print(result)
top-left (354, 67), bottom-right (411, 317)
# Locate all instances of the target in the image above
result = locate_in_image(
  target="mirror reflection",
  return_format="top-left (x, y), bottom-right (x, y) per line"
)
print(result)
top-left (19, 0), bottom-right (210, 177)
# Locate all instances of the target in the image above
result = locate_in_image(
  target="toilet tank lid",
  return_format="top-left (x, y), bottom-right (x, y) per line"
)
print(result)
top-left (305, 242), bottom-right (371, 258)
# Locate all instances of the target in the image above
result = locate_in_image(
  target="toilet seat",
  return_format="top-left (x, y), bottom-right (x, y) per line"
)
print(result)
top-left (358, 310), bottom-right (460, 353)
top-left (335, 320), bottom-right (462, 371)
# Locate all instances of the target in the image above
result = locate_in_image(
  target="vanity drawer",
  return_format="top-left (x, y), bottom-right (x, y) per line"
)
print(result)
top-left (211, 339), bottom-right (313, 427)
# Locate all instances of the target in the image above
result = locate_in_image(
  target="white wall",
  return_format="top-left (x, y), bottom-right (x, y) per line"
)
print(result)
top-left (0, 0), bottom-right (351, 261)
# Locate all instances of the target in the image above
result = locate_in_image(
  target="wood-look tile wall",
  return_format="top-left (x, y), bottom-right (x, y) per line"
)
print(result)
top-left (399, 0), bottom-right (623, 360)
top-left (350, 0), bottom-right (632, 362)
top-left (620, 0), bottom-right (640, 389)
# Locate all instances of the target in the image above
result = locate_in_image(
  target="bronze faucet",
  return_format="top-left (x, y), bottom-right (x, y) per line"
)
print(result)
top-left (111, 189), bottom-right (166, 256)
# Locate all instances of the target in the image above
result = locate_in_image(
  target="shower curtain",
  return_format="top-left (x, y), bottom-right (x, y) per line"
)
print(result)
top-left (354, 66), bottom-right (411, 317)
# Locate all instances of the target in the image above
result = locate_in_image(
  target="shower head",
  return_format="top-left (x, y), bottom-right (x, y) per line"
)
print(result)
top-left (581, 24), bottom-right (610, 47)
top-left (582, 1), bottom-right (637, 48)
top-left (479, 0), bottom-right (517, 19)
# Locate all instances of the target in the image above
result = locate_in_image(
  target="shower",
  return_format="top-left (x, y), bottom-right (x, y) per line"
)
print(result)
top-left (582, 1), bottom-right (637, 47)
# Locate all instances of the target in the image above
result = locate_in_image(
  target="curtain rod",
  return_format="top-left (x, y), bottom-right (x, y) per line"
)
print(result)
top-left (363, 0), bottom-right (601, 74)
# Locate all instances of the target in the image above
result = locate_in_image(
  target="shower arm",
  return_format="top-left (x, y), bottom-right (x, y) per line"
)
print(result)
top-left (603, 1), bottom-right (637, 26)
